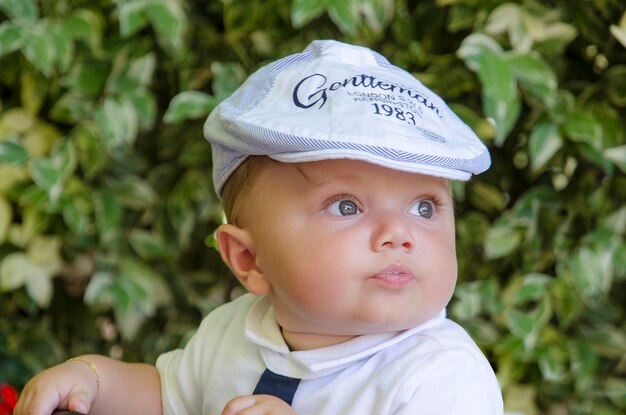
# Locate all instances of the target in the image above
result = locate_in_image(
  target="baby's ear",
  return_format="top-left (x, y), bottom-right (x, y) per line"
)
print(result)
top-left (215, 224), bottom-right (271, 295)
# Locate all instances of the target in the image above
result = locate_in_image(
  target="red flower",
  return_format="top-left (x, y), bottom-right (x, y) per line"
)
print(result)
top-left (0, 384), bottom-right (18, 415)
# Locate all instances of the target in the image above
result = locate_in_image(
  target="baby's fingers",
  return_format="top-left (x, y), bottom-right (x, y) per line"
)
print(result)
top-left (15, 379), bottom-right (92, 415)
top-left (14, 383), bottom-right (59, 415)
top-left (65, 389), bottom-right (92, 414)
top-left (222, 395), bottom-right (296, 415)
top-left (221, 395), bottom-right (255, 414)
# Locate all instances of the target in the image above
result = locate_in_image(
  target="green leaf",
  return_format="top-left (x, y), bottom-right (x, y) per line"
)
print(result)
top-left (451, 283), bottom-right (483, 319)
top-left (576, 142), bottom-right (614, 174)
top-left (457, 33), bottom-right (504, 72)
top-left (128, 89), bottom-right (157, 131)
top-left (476, 51), bottom-right (520, 146)
top-left (456, 211), bottom-right (491, 250)
top-left (605, 65), bottom-right (626, 107)
top-left (29, 140), bottom-right (76, 203)
top-left (601, 206), bottom-right (626, 236)
top-left (447, 4), bottom-right (478, 32)
top-left (163, 91), bottom-right (216, 124)
top-left (506, 51), bottom-right (557, 107)
top-left (508, 294), bottom-right (551, 350)
top-left (485, 3), bottom-right (520, 36)
top-left (72, 121), bottom-right (107, 180)
top-left (84, 271), bottom-right (114, 306)
top-left (552, 276), bottom-right (582, 328)
top-left (484, 225), bottom-right (523, 259)
top-left (0, 21), bottom-right (23, 57)
top-left (569, 340), bottom-right (598, 393)
top-left (506, 309), bottom-right (535, 341)
top-left (15, 186), bottom-right (48, 214)
top-left (21, 26), bottom-right (56, 78)
top-left (359, 0), bottom-right (394, 35)
top-left (605, 377), bottom-right (626, 408)
top-left (603, 145), bottom-right (626, 173)
top-left (548, 89), bottom-right (575, 122)
top-left (167, 170), bottom-right (215, 249)
top-left (485, 3), bottom-right (532, 52)
top-left (563, 111), bottom-right (603, 150)
top-left (62, 200), bottom-right (90, 235)
top-left (584, 324), bottom-right (626, 359)
top-left (92, 190), bottom-right (122, 248)
top-left (0, 0), bottom-right (38, 21)
top-left (25, 271), bottom-right (54, 308)
top-left (1, 251), bottom-right (54, 302)
top-left (147, 0), bottom-right (187, 58)
top-left (0, 140), bottom-right (28, 165)
top-left (94, 97), bottom-right (139, 150)
top-left (610, 24), bottom-right (626, 48)
top-left (129, 229), bottom-right (167, 259)
top-left (514, 273), bottom-right (552, 305)
top-left (537, 346), bottom-right (566, 382)
top-left (327, 0), bottom-right (359, 35)
top-left (48, 24), bottom-right (74, 74)
top-left (107, 174), bottom-right (158, 210)
top-left (62, 9), bottom-right (103, 47)
top-left (49, 92), bottom-right (94, 123)
top-left (0, 108), bottom-right (35, 135)
top-left (0, 195), bottom-right (12, 244)
top-left (60, 61), bottom-right (109, 97)
top-left (292, 0), bottom-right (327, 28)
top-left (7, 206), bottom-right (48, 247)
top-left (569, 247), bottom-right (614, 299)
top-left (113, 276), bottom-right (148, 315)
top-left (126, 53), bottom-right (156, 88)
top-left (20, 70), bottom-right (48, 116)
top-left (468, 181), bottom-right (507, 213)
top-left (101, 257), bottom-right (172, 340)
top-left (449, 103), bottom-right (495, 140)
top-left (119, 0), bottom-right (150, 37)
top-left (30, 159), bottom-right (62, 197)
top-left (211, 62), bottom-right (247, 101)
top-left (120, 258), bottom-right (171, 311)
top-left (530, 17), bottom-right (577, 56)
top-left (528, 122), bottom-right (562, 174)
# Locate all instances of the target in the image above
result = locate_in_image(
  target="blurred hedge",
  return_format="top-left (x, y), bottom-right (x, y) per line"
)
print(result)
top-left (0, 0), bottom-right (625, 413)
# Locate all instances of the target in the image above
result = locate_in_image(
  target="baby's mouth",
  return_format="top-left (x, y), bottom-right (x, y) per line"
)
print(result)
top-left (370, 265), bottom-right (415, 289)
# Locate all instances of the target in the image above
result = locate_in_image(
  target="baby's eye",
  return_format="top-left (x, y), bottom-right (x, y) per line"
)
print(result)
top-left (410, 200), bottom-right (434, 218)
top-left (327, 199), bottom-right (360, 216)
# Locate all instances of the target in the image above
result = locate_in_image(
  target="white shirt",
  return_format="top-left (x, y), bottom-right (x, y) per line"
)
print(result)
top-left (157, 294), bottom-right (503, 414)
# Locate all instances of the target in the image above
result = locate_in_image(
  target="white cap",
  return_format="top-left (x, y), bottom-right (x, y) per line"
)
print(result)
top-left (205, 40), bottom-right (490, 195)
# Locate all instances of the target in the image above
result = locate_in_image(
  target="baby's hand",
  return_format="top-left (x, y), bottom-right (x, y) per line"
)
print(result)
top-left (14, 359), bottom-right (99, 415)
top-left (221, 395), bottom-right (297, 415)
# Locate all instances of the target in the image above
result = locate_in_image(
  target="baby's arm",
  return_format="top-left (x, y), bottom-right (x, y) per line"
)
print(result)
top-left (221, 395), bottom-right (296, 415)
top-left (14, 354), bottom-right (162, 415)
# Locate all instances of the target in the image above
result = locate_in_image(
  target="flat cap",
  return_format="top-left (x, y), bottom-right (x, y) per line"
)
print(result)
top-left (205, 40), bottom-right (490, 195)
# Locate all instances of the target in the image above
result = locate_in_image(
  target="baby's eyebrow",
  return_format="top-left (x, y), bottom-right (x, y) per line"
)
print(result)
top-left (293, 164), bottom-right (316, 184)
top-left (433, 178), bottom-right (451, 192)
top-left (293, 164), bottom-right (352, 187)
top-left (294, 162), bottom-right (452, 193)
top-left (295, 169), bottom-right (363, 190)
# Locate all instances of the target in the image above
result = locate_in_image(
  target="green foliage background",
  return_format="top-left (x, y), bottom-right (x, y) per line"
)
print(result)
top-left (1, 0), bottom-right (625, 413)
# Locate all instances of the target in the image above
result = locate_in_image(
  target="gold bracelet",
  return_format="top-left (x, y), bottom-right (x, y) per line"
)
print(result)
top-left (66, 357), bottom-right (100, 390)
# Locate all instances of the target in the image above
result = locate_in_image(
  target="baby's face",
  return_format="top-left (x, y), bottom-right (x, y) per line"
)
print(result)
top-left (243, 159), bottom-right (458, 349)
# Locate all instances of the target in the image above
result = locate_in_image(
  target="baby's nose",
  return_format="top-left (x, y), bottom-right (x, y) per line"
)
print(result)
top-left (371, 216), bottom-right (415, 252)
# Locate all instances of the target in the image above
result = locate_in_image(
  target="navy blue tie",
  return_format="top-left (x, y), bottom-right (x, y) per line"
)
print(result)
top-left (252, 369), bottom-right (301, 405)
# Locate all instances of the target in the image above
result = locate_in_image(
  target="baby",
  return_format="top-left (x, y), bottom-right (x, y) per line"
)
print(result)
top-left (15, 40), bottom-right (503, 415)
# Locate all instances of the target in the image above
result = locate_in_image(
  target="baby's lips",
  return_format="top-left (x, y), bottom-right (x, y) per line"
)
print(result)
top-left (370, 264), bottom-right (415, 288)
top-left (373, 264), bottom-right (414, 278)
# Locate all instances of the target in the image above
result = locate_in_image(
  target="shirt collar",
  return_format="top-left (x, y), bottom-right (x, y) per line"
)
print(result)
top-left (244, 295), bottom-right (446, 379)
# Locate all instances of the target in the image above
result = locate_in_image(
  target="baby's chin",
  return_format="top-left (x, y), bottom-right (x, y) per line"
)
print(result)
top-left (287, 314), bottom-right (443, 340)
